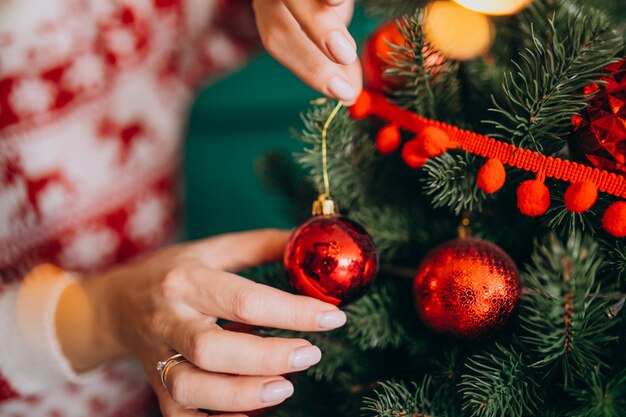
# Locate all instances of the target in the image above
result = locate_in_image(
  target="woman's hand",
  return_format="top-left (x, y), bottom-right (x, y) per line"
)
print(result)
top-left (56, 229), bottom-right (347, 416)
top-left (252, 0), bottom-right (362, 104)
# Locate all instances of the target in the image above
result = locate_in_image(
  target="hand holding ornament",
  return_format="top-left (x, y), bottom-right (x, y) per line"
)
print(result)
top-left (54, 229), bottom-right (347, 417)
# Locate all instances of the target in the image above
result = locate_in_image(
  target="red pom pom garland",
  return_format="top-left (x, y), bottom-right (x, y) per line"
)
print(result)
top-left (416, 126), bottom-right (451, 157)
top-left (477, 159), bottom-right (506, 193)
top-left (517, 179), bottom-right (551, 216)
top-left (402, 138), bottom-right (428, 168)
top-left (564, 181), bottom-right (598, 213)
top-left (602, 202), bottom-right (626, 237)
top-left (376, 124), bottom-right (401, 154)
top-left (351, 89), bottom-right (626, 236)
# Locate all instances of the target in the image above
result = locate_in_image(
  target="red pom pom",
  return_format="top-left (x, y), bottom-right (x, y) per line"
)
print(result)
top-left (564, 181), bottom-right (598, 213)
top-left (477, 159), bottom-right (506, 193)
top-left (517, 179), bottom-right (550, 216)
top-left (402, 138), bottom-right (428, 168)
top-left (416, 126), bottom-right (451, 157)
top-left (349, 90), bottom-right (374, 119)
top-left (602, 201), bottom-right (626, 237)
top-left (376, 124), bottom-right (401, 154)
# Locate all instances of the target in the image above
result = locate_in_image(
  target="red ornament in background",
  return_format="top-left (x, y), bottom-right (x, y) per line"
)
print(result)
top-left (413, 238), bottom-right (520, 339)
top-left (362, 21), bottom-right (405, 92)
top-left (284, 215), bottom-right (379, 306)
top-left (571, 58), bottom-right (626, 173)
top-left (362, 20), bottom-right (445, 92)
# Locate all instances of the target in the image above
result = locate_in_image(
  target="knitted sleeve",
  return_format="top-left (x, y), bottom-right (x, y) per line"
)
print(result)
top-left (182, 0), bottom-right (261, 85)
top-left (0, 265), bottom-right (89, 400)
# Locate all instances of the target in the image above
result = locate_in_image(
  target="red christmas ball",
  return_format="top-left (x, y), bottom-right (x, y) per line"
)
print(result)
top-left (571, 58), bottom-right (626, 173)
top-left (284, 215), bottom-right (379, 306)
top-left (413, 238), bottom-right (520, 339)
top-left (362, 20), bottom-right (445, 92)
top-left (362, 20), bottom-right (405, 92)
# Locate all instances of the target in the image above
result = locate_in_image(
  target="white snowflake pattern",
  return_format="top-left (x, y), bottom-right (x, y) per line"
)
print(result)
top-left (104, 28), bottom-right (137, 59)
top-left (62, 53), bottom-right (105, 92)
top-left (126, 194), bottom-right (167, 243)
top-left (203, 31), bottom-right (240, 68)
top-left (8, 78), bottom-right (55, 117)
top-left (60, 226), bottom-right (119, 269)
top-left (37, 183), bottom-right (72, 220)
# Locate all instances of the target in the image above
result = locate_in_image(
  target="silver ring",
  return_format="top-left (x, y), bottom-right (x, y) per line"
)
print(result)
top-left (156, 353), bottom-right (188, 388)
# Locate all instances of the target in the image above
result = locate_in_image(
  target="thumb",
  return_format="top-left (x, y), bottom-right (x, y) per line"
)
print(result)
top-left (193, 229), bottom-right (291, 272)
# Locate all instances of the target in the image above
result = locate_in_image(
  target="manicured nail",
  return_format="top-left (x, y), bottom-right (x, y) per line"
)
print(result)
top-left (326, 31), bottom-right (357, 65)
top-left (261, 380), bottom-right (294, 403)
top-left (290, 345), bottom-right (322, 368)
top-left (328, 77), bottom-right (356, 102)
top-left (317, 310), bottom-right (347, 329)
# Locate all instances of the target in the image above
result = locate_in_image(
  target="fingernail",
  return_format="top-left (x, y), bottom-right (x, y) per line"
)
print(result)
top-left (261, 380), bottom-right (294, 403)
top-left (328, 77), bottom-right (356, 102)
top-left (326, 31), bottom-right (357, 65)
top-left (316, 310), bottom-right (347, 329)
top-left (290, 345), bottom-right (322, 368)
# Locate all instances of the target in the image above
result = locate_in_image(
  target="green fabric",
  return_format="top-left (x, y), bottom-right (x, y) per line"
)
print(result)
top-left (183, 8), bottom-right (375, 239)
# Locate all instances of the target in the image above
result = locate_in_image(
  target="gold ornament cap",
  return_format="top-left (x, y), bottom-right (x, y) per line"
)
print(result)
top-left (312, 194), bottom-right (337, 216)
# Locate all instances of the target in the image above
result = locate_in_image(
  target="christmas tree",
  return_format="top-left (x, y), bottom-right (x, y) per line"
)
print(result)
top-left (250, 0), bottom-right (626, 415)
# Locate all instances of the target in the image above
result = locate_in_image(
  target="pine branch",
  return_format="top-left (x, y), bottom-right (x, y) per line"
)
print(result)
top-left (386, 11), bottom-right (462, 121)
top-left (263, 327), bottom-right (361, 384)
top-left (349, 205), bottom-right (411, 260)
top-left (459, 344), bottom-right (539, 417)
top-left (345, 285), bottom-right (410, 350)
top-left (568, 368), bottom-right (626, 417)
top-left (602, 239), bottom-right (626, 282)
top-left (519, 233), bottom-right (618, 383)
top-left (293, 102), bottom-right (375, 211)
top-left (361, 378), bottom-right (437, 417)
top-left (485, 4), bottom-right (623, 154)
top-left (421, 152), bottom-right (487, 215)
top-left (255, 151), bottom-right (317, 224)
top-left (358, 0), bottom-right (425, 21)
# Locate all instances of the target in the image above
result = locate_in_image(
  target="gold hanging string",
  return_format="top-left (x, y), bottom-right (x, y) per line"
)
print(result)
top-left (321, 100), bottom-right (344, 197)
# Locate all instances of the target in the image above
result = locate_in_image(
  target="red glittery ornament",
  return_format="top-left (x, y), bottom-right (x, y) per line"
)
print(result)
top-left (571, 58), bottom-right (626, 173)
top-left (413, 238), bottom-right (520, 339)
top-left (284, 215), bottom-right (379, 306)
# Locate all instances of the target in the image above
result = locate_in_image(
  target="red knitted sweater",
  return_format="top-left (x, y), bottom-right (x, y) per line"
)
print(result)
top-left (0, 0), bottom-right (257, 415)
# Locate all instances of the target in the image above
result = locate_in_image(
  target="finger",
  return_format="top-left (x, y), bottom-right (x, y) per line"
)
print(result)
top-left (324, 0), bottom-right (346, 7)
top-left (282, 0), bottom-right (357, 65)
top-left (190, 229), bottom-right (290, 272)
top-left (166, 362), bottom-right (294, 412)
top-left (165, 320), bottom-right (322, 375)
top-left (253, 0), bottom-right (362, 103)
top-left (147, 356), bottom-right (207, 417)
top-left (181, 266), bottom-right (347, 331)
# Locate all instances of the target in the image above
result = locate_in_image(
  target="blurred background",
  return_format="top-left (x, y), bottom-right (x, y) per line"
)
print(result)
top-left (183, 7), bottom-right (375, 239)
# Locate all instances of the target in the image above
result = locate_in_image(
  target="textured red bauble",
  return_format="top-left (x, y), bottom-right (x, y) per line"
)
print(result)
top-left (517, 179), bottom-right (550, 216)
top-left (362, 20), bottom-right (405, 92)
top-left (413, 238), bottom-right (520, 339)
top-left (284, 215), bottom-right (379, 306)
top-left (564, 180), bottom-right (598, 213)
top-left (571, 58), bottom-right (626, 173)
top-left (477, 159), bottom-right (506, 193)
top-left (376, 124), bottom-right (402, 154)
top-left (602, 201), bottom-right (626, 237)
